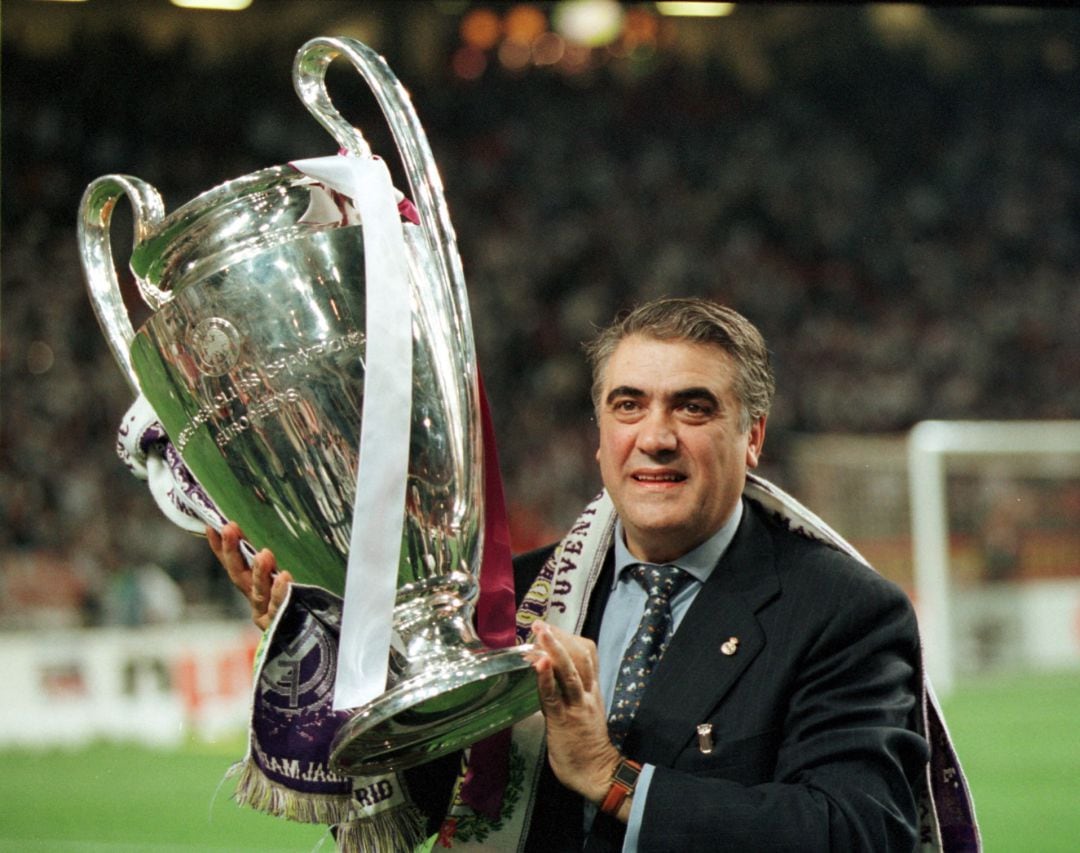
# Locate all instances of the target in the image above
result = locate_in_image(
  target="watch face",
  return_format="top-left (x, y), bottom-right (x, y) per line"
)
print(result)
top-left (613, 758), bottom-right (642, 788)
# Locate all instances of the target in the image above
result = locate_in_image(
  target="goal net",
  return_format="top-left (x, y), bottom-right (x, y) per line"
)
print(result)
top-left (788, 422), bottom-right (1080, 696)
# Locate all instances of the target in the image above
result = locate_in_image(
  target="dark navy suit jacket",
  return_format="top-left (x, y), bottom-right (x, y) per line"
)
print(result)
top-left (518, 497), bottom-right (928, 853)
top-left (409, 497), bottom-right (928, 852)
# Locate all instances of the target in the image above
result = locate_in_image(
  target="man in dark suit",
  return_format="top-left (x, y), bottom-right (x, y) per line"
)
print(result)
top-left (514, 297), bottom-right (929, 851)
top-left (213, 297), bottom-right (940, 851)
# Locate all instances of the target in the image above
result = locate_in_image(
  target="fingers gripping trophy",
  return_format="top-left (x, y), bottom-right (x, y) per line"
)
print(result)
top-left (78, 35), bottom-right (539, 798)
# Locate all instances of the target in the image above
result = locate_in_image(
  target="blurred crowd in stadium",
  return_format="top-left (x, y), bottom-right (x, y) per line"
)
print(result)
top-left (3, 6), bottom-right (1078, 628)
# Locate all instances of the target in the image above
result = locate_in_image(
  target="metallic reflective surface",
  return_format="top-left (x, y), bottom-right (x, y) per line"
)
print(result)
top-left (79, 36), bottom-right (537, 773)
top-left (332, 642), bottom-right (540, 775)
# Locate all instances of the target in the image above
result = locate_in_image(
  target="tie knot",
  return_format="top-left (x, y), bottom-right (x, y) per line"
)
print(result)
top-left (627, 563), bottom-right (691, 602)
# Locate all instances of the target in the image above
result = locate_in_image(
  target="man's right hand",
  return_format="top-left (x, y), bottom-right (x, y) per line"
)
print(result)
top-left (207, 522), bottom-right (292, 630)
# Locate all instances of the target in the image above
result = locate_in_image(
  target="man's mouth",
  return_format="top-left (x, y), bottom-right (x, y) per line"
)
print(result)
top-left (633, 472), bottom-right (686, 483)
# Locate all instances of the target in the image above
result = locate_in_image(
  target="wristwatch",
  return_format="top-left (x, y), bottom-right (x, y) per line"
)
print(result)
top-left (600, 756), bottom-right (642, 816)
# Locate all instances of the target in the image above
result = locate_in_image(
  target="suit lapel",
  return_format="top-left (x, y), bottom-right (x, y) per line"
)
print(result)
top-left (627, 501), bottom-right (780, 767)
top-left (582, 550), bottom-right (615, 641)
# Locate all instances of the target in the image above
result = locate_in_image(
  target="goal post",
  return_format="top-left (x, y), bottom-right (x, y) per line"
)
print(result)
top-left (908, 420), bottom-right (1080, 696)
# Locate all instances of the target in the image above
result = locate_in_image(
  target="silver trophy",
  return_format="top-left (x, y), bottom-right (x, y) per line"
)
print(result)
top-left (79, 37), bottom-right (537, 774)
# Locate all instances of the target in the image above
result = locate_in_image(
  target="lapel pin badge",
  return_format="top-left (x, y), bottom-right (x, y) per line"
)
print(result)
top-left (696, 723), bottom-right (714, 754)
top-left (720, 636), bottom-right (739, 656)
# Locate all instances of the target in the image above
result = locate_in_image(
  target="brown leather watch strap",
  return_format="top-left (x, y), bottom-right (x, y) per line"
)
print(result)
top-left (600, 757), bottom-right (643, 816)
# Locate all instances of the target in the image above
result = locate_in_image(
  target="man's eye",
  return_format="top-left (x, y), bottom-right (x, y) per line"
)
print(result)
top-left (614, 400), bottom-right (640, 412)
top-left (681, 402), bottom-right (712, 416)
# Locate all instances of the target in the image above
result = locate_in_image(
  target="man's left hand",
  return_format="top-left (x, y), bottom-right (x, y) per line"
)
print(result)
top-left (529, 621), bottom-right (625, 817)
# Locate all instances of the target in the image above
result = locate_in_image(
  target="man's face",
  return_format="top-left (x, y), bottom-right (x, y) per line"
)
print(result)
top-left (595, 335), bottom-right (766, 564)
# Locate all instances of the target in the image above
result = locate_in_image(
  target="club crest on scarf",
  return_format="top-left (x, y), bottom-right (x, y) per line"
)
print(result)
top-left (260, 609), bottom-right (337, 717)
top-left (248, 586), bottom-right (354, 795)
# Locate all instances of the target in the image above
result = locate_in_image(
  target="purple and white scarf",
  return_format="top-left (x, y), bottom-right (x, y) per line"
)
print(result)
top-left (434, 476), bottom-right (981, 852)
top-left (119, 396), bottom-right (425, 851)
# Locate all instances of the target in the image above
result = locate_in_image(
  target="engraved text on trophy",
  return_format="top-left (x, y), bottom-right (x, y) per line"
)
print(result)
top-left (174, 328), bottom-right (366, 452)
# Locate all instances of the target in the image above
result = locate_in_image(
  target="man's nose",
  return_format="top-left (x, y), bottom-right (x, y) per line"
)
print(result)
top-left (636, 411), bottom-right (678, 456)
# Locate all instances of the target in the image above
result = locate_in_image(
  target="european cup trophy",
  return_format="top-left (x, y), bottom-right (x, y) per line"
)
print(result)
top-left (78, 37), bottom-right (538, 776)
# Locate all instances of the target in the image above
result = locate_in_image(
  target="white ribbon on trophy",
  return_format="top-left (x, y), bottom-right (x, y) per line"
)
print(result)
top-left (290, 153), bottom-right (413, 711)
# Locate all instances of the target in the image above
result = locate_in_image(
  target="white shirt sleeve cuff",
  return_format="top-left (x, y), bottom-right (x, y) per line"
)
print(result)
top-left (621, 762), bottom-right (655, 853)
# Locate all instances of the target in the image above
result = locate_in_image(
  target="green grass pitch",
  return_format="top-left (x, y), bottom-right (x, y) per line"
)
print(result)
top-left (1, 670), bottom-right (1077, 850)
top-left (940, 670), bottom-right (1079, 852)
top-left (0, 737), bottom-right (326, 851)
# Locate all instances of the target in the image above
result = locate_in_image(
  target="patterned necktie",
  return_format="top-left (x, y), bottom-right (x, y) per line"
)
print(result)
top-left (607, 564), bottom-right (692, 748)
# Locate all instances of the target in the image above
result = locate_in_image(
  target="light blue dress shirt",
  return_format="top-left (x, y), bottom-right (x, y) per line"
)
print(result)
top-left (590, 499), bottom-right (744, 852)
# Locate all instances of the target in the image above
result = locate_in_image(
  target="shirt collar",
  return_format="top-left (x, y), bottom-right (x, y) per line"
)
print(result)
top-left (612, 497), bottom-right (744, 588)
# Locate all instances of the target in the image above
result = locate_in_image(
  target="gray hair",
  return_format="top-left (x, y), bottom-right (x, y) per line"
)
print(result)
top-left (584, 297), bottom-right (775, 432)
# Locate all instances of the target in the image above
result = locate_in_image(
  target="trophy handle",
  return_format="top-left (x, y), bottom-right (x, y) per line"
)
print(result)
top-left (77, 175), bottom-right (167, 392)
top-left (293, 37), bottom-right (476, 375)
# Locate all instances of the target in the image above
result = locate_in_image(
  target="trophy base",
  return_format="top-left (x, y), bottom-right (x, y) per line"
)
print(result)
top-left (328, 645), bottom-right (539, 775)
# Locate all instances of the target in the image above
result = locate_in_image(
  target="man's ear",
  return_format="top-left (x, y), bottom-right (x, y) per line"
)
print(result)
top-left (745, 416), bottom-right (767, 469)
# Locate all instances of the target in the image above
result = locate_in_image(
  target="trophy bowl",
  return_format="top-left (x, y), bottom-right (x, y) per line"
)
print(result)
top-left (79, 36), bottom-right (538, 774)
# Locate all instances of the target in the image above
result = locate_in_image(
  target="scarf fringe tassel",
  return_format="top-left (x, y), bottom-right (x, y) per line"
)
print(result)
top-left (227, 758), bottom-right (426, 852)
